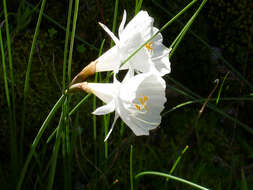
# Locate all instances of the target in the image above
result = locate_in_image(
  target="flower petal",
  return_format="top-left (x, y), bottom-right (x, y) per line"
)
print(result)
top-left (99, 22), bottom-right (120, 45)
top-left (95, 46), bottom-right (122, 72)
top-left (92, 101), bottom-right (115, 115)
top-left (118, 10), bottom-right (127, 38)
top-left (88, 83), bottom-right (118, 103)
top-left (118, 73), bottom-right (166, 136)
top-left (104, 112), bottom-right (119, 142)
top-left (151, 27), bottom-right (171, 76)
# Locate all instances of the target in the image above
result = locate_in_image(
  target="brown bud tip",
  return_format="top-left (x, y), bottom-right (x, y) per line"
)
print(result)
top-left (68, 82), bottom-right (91, 94)
top-left (70, 61), bottom-right (97, 86)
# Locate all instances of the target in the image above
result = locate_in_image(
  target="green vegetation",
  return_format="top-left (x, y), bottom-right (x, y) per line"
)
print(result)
top-left (0, 0), bottom-right (252, 189)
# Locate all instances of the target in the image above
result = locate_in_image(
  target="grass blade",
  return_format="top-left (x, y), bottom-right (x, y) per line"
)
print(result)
top-left (69, 94), bottom-right (92, 116)
top-left (170, 0), bottom-right (208, 57)
top-left (3, 0), bottom-right (18, 181)
top-left (135, 171), bottom-right (209, 190)
top-left (62, 0), bottom-right (73, 92)
top-left (166, 76), bottom-right (253, 135)
top-left (216, 72), bottom-right (230, 105)
top-left (20, 0), bottom-right (47, 166)
top-left (47, 112), bottom-right (64, 190)
top-left (152, 0), bottom-right (253, 89)
top-left (167, 145), bottom-right (189, 179)
top-left (17, 95), bottom-right (65, 190)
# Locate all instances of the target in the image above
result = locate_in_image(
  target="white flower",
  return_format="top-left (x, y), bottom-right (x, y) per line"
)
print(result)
top-left (95, 10), bottom-right (171, 76)
top-left (77, 71), bottom-right (166, 141)
top-left (70, 10), bottom-right (171, 86)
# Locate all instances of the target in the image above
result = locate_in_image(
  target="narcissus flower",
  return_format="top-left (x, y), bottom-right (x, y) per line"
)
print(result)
top-left (71, 72), bottom-right (166, 141)
top-left (71, 10), bottom-right (171, 85)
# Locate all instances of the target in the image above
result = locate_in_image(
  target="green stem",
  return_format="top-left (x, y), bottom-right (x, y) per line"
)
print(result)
top-left (170, 0), bottom-right (208, 57)
top-left (21, 0), bottom-right (47, 166)
top-left (3, 0), bottom-right (18, 181)
top-left (62, 0), bottom-right (73, 92)
top-left (135, 0), bottom-right (144, 15)
top-left (166, 77), bottom-right (253, 135)
top-left (69, 94), bottom-right (92, 116)
top-left (0, 29), bottom-right (11, 111)
top-left (216, 72), bottom-right (230, 105)
top-left (17, 95), bottom-right (65, 190)
top-left (67, 0), bottom-right (79, 84)
top-left (162, 97), bottom-right (253, 116)
top-left (167, 145), bottom-right (189, 181)
top-left (135, 171), bottom-right (209, 190)
top-left (47, 112), bottom-right (64, 190)
top-left (151, 0), bottom-right (253, 89)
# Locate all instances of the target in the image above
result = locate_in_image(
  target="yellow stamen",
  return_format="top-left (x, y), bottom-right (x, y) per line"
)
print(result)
top-left (145, 42), bottom-right (152, 51)
top-left (139, 97), bottom-right (144, 105)
top-left (142, 94), bottom-right (148, 102)
top-left (135, 104), bottom-right (141, 111)
top-left (135, 94), bottom-right (149, 111)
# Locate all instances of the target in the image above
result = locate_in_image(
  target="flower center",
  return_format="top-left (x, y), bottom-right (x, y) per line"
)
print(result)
top-left (145, 42), bottom-right (153, 51)
top-left (134, 94), bottom-right (149, 112)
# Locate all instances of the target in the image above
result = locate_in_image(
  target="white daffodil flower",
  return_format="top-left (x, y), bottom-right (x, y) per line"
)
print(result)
top-left (74, 71), bottom-right (166, 141)
top-left (70, 10), bottom-right (171, 86)
top-left (95, 10), bottom-right (171, 76)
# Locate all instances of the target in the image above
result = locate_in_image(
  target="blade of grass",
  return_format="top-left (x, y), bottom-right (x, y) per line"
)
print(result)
top-left (69, 94), bottom-right (92, 116)
top-left (0, 27), bottom-right (11, 136)
top-left (47, 112), bottom-right (64, 190)
top-left (166, 76), bottom-right (253, 135)
top-left (152, 0), bottom-right (253, 89)
top-left (17, 95), bottom-right (65, 190)
top-left (67, 0), bottom-right (79, 84)
top-left (135, 0), bottom-right (144, 15)
top-left (63, 0), bottom-right (80, 189)
top-left (93, 39), bottom-right (105, 166)
top-left (62, 0), bottom-right (73, 92)
top-left (20, 0), bottom-right (47, 167)
top-left (3, 0), bottom-right (18, 181)
top-left (169, 0), bottom-right (208, 57)
top-left (135, 171), bottom-right (209, 190)
top-left (162, 97), bottom-right (253, 116)
top-left (63, 99), bottom-right (72, 190)
top-left (167, 145), bottom-right (189, 181)
top-left (216, 72), bottom-right (230, 105)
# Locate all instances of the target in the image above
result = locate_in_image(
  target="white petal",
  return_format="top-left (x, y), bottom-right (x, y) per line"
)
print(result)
top-left (104, 112), bottom-right (119, 142)
top-left (118, 73), bottom-right (166, 136)
top-left (151, 27), bottom-right (171, 76)
top-left (92, 101), bottom-right (115, 115)
top-left (88, 83), bottom-right (118, 103)
top-left (95, 46), bottom-right (122, 72)
top-left (120, 11), bottom-right (153, 42)
top-left (118, 11), bottom-right (154, 73)
top-left (99, 22), bottom-right (120, 45)
top-left (118, 10), bottom-right (127, 38)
